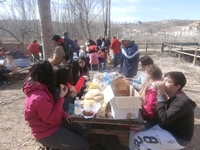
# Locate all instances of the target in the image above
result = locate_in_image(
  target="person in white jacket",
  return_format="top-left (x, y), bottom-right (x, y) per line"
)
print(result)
top-left (127, 55), bottom-right (154, 91)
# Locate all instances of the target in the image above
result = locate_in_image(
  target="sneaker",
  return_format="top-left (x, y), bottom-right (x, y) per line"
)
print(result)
top-left (4, 81), bottom-right (11, 85)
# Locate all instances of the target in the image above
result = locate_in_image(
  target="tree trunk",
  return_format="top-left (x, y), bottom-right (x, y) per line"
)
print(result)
top-left (37, 0), bottom-right (53, 59)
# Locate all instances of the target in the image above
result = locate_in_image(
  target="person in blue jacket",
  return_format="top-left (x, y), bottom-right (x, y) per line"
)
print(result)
top-left (120, 36), bottom-right (140, 78)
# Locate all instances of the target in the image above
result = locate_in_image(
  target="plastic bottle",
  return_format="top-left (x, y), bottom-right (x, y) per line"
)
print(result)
top-left (74, 97), bottom-right (81, 115)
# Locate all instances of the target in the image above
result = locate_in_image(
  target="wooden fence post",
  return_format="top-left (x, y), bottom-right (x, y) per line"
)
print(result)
top-left (169, 44), bottom-right (172, 55)
top-left (178, 45), bottom-right (183, 60)
top-left (145, 43), bottom-right (148, 54)
top-left (161, 42), bottom-right (164, 53)
top-left (193, 47), bottom-right (199, 65)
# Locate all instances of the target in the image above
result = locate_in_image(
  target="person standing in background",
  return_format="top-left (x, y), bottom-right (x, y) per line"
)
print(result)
top-left (28, 40), bottom-right (40, 63)
top-left (96, 35), bottom-right (102, 49)
top-left (73, 39), bottom-right (80, 57)
top-left (62, 31), bottom-right (75, 59)
top-left (48, 35), bottom-right (66, 67)
top-left (105, 36), bottom-right (111, 55)
top-left (120, 36), bottom-right (140, 78)
top-left (79, 45), bottom-right (87, 57)
top-left (110, 36), bottom-right (121, 68)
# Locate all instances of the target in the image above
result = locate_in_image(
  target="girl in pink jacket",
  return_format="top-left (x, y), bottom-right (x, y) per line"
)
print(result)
top-left (23, 60), bottom-right (89, 150)
top-left (139, 64), bottom-right (162, 120)
top-left (88, 49), bottom-right (99, 71)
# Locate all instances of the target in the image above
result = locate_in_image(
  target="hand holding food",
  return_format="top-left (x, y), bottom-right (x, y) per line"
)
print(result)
top-left (60, 84), bottom-right (68, 97)
top-left (82, 75), bottom-right (89, 81)
top-left (69, 91), bottom-right (77, 98)
top-left (69, 86), bottom-right (77, 94)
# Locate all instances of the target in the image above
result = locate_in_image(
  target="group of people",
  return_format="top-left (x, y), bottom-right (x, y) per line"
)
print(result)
top-left (23, 33), bottom-right (196, 150)
top-left (24, 32), bottom-right (93, 150)
top-left (127, 55), bottom-right (196, 150)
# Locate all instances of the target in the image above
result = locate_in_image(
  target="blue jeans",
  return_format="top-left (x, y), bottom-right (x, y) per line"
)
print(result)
top-left (113, 53), bottom-right (120, 67)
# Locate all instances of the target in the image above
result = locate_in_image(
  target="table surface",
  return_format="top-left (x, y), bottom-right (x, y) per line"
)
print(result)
top-left (71, 110), bottom-right (144, 126)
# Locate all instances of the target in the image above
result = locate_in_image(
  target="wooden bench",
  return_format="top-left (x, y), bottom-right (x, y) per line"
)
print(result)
top-left (4, 66), bottom-right (31, 82)
top-left (71, 107), bottom-right (144, 148)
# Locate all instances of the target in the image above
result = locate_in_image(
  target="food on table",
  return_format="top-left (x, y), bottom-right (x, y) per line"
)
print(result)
top-left (83, 110), bottom-right (94, 116)
top-left (85, 89), bottom-right (103, 101)
top-left (84, 100), bottom-right (96, 107)
top-left (86, 82), bottom-right (102, 91)
top-left (60, 84), bottom-right (65, 88)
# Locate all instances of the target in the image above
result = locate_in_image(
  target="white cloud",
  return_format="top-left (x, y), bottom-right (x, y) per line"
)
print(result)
top-left (111, 4), bottom-right (139, 23)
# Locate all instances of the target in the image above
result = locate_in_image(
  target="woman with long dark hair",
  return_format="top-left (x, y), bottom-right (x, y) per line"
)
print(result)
top-left (23, 60), bottom-right (89, 150)
top-left (79, 56), bottom-right (89, 77)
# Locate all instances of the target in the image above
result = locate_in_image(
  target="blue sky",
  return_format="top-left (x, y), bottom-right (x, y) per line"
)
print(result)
top-left (111, 0), bottom-right (200, 23)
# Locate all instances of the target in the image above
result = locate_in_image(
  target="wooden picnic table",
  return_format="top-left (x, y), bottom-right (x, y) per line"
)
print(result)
top-left (71, 104), bottom-right (144, 147)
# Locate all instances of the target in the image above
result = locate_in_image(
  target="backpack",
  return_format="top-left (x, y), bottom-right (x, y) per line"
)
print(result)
top-left (58, 42), bottom-right (73, 61)
top-left (63, 42), bottom-right (73, 61)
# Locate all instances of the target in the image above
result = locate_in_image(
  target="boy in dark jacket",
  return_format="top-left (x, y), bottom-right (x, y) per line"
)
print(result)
top-left (129, 71), bottom-right (196, 150)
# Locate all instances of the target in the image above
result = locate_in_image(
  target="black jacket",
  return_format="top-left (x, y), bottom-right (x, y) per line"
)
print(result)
top-left (144, 93), bottom-right (196, 142)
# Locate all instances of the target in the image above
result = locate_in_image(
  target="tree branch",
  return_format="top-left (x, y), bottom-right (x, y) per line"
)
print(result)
top-left (0, 27), bottom-right (22, 44)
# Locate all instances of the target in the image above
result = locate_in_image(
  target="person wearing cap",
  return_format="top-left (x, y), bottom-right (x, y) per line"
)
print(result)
top-left (48, 35), bottom-right (66, 67)
top-left (120, 36), bottom-right (140, 78)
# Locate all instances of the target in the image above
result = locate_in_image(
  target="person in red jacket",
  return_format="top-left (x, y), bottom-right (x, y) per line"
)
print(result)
top-left (28, 39), bottom-right (40, 63)
top-left (23, 60), bottom-right (89, 150)
top-left (110, 36), bottom-right (121, 67)
top-left (98, 47), bottom-right (108, 69)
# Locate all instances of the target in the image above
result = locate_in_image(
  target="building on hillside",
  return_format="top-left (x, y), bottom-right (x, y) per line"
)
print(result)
top-left (157, 21), bottom-right (200, 37)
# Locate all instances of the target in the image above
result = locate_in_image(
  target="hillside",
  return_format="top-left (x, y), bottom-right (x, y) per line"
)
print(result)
top-left (120, 20), bottom-right (200, 33)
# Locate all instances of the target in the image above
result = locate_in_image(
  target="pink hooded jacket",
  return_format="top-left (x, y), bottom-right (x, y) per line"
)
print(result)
top-left (89, 52), bottom-right (99, 64)
top-left (23, 80), bottom-right (69, 140)
top-left (142, 87), bottom-right (157, 120)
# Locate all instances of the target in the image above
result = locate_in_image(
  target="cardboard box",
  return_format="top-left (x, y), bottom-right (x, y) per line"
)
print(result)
top-left (103, 84), bottom-right (141, 119)
top-left (110, 78), bottom-right (128, 96)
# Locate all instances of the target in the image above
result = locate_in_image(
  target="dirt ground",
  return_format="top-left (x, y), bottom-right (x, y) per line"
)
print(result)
top-left (0, 52), bottom-right (200, 150)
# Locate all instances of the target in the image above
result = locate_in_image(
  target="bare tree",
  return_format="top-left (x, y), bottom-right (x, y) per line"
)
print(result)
top-left (37, 0), bottom-right (53, 59)
top-left (67, 0), bottom-right (103, 39)
top-left (0, 0), bottom-right (40, 50)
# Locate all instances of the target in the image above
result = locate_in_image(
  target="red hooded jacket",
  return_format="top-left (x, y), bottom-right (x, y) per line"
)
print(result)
top-left (110, 38), bottom-right (121, 54)
top-left (28, 42), bottom-right (40, 54)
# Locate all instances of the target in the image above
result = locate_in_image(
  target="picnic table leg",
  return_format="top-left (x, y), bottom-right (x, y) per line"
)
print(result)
top-left (117, 132), bottom-right (130, 148)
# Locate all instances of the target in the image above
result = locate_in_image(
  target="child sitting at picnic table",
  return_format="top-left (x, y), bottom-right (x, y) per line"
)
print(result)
top-left (139, 64), bottom-right (162, 120)
top-left (23, 60), bottom-right (89, 150)
top-left (126, 55), bottom-right (154, 91)
top-left (0, 52), bottom-right (17, 85)
top-left (129, 71), bottom-right (196, 150)
top-left (54, 65), bottom-right (76, 115)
